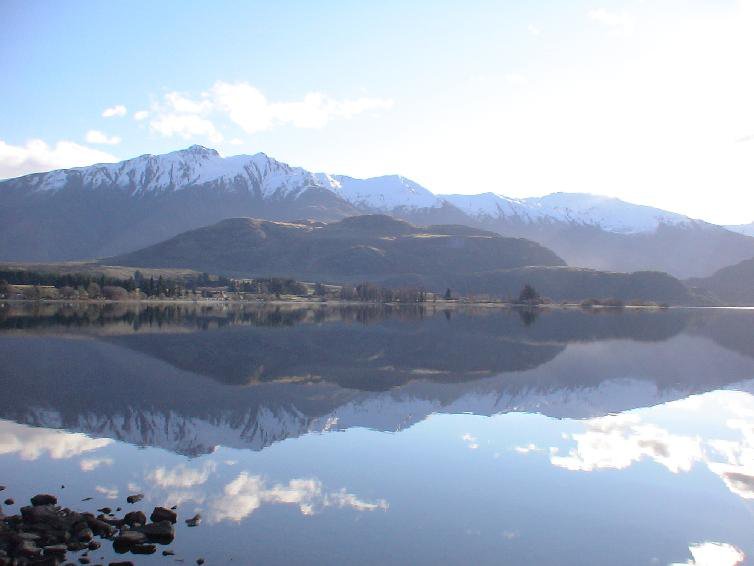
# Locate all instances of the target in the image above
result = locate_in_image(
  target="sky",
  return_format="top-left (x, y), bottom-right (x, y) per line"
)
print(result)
top-left (1, 0), bottom-right (753, 224)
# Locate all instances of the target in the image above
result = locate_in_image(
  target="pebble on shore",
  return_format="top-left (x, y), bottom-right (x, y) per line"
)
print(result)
top-left (0, 490), bottom-right (181, 564)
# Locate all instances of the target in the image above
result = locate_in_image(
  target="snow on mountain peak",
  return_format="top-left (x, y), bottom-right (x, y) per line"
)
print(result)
top-left (322, 174), bottom-right (441, 211)
top-left (22, 147), bottom-right (322, 199)
top-left (3, 146), bottom-right (701, 234)
top-left (522, 192), bottom-right (692, 233)
top-left (442, 191), bottom-right (694, 233)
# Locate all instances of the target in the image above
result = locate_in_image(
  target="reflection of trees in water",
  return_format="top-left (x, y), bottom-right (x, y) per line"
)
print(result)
top-left (516, 307), bottom-right (539, 326)
top-left (0, 302), bottom-right (433, 332)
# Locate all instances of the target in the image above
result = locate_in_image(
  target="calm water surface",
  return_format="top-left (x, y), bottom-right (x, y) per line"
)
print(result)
top-left (1, 303), bottom-right (753, 565)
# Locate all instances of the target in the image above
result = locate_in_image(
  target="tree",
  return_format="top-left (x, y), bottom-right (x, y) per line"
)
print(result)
top-left (87, 281), bottom-right (101, 299)
top-left (102, 285), bottom-right (129, 301)
top-left (444, 288), bottom-right (452, 300)
top-left (518, 284), bottom-right (542, 305)
top-left (23, 286), bottom-right (41, 300)
top-left (314, 282), bottom-right (327, 297)
top-left (59, 286), bottom-right (76, 299)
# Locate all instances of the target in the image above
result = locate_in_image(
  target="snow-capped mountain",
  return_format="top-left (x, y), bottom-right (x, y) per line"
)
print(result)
top-left (4, 145), bottom-right (693, 233)
top-left (2, 145), bottom-right (754, 277)
top-left (21, 145), bottom-right (323, 199)
top-left (442, 192), bottom-right (694, 234)
top-left (316, 173), bottom-right (442, 211)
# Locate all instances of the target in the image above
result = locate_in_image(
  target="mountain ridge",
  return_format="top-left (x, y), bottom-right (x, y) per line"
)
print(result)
top-left (2, 146), bottom-right (753, 278)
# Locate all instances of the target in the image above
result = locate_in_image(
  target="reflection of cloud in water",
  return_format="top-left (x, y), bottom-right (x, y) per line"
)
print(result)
top-left (147, 461), bottom-right (217, 488)
top-left (462, 434), bottom-right (479, 450)
top-left (670, 542), bottom-right (744, 566)
top-left (80, 457), bottom-right (113, 472)
top-left (550, 391), bottom-right (754, 503)
top-left (0, 420), bottom-right (111, 460)
top-left (95, 485), bottom-right (118, 499)
top-left (550, 414), bottom-right (702, 473)
top-left (706, 417), bottom-right (754, 500)
top-left (161, 490), bottom-right (206, 508)
top-left (209, 472), bottom-right (388, 523)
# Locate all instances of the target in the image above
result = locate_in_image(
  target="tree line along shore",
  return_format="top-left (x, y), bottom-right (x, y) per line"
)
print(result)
top-left (0, 269), bottom-right (670, 309)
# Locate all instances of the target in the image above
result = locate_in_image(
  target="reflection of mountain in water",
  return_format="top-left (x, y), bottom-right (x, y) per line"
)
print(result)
top-left (2, 304), bottom-right (754, 456)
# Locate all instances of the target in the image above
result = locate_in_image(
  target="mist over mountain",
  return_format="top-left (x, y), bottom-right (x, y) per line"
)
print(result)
top-left (2, 146), bottom-right (753, 278)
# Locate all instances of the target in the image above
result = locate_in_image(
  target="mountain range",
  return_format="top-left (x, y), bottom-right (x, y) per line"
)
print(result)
top-left (2, 145), bottom-right (754, 279)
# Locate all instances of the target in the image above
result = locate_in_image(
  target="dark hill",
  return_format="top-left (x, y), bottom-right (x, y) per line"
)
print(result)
top-left (105, 215), bottom-right (566, 281)
top-left (687, 257), bottom-right (754, 305)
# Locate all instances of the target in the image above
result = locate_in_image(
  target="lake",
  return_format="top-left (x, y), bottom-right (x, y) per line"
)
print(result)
top-left (1, 302), bottom-right (753, 565)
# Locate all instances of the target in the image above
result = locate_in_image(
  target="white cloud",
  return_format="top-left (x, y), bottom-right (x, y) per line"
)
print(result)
top-left (514, 443), bottom-right (540, 454)
top-left (0, 420), bottom-right (113, 460)
top-left (208, 472), bottom-right (387, 523)
top-left (150, 113), bottom-right (223, 144)
top-left (101, 104), bottom-right (127, 118)
top-left (80, 457), bottom-right (114, 472)
top-left (85, 129), bottom-right (121, 145)
top-left (527, 24), bottom-right (541, 37)
top-left (0, 139), bottom-right (118, 179)
top-left (212, 81), bottom-right (393, 133)
top-left (165, 92), bottom-right (212, 114)
top-left (670, 542), bottom-right (745, 566)
top-left (145, 82), bottom-right (393, 144)
top-left (228, 138), bottom-right (244, 145)
top-left (133, 110), bottom-right (149, 121)
top-left (587, 8), bottom-right (636, 35)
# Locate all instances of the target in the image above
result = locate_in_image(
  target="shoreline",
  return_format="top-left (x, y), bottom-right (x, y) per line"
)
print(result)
top-left (2, 298), bottom-right (752, 310)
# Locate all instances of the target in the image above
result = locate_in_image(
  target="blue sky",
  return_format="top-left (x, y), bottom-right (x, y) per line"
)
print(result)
top-left (2, 0), bottom-right (753, 223)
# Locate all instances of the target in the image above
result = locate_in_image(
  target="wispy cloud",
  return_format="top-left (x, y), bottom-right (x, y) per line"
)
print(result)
top-left (146, 462), bottom-right (217, 489)
top-left (85, 130), bottom-right (121, 145)
top-left (101, 104), bottom-right (127, 118)
top-left (95, 485), bottom-right (119, 499)
top-left (133, 110), bottom-right (149, 121)
top-left (462, 433), bottom-right (479, 450)
top-left (80, 457), bottom-right (114, 472)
